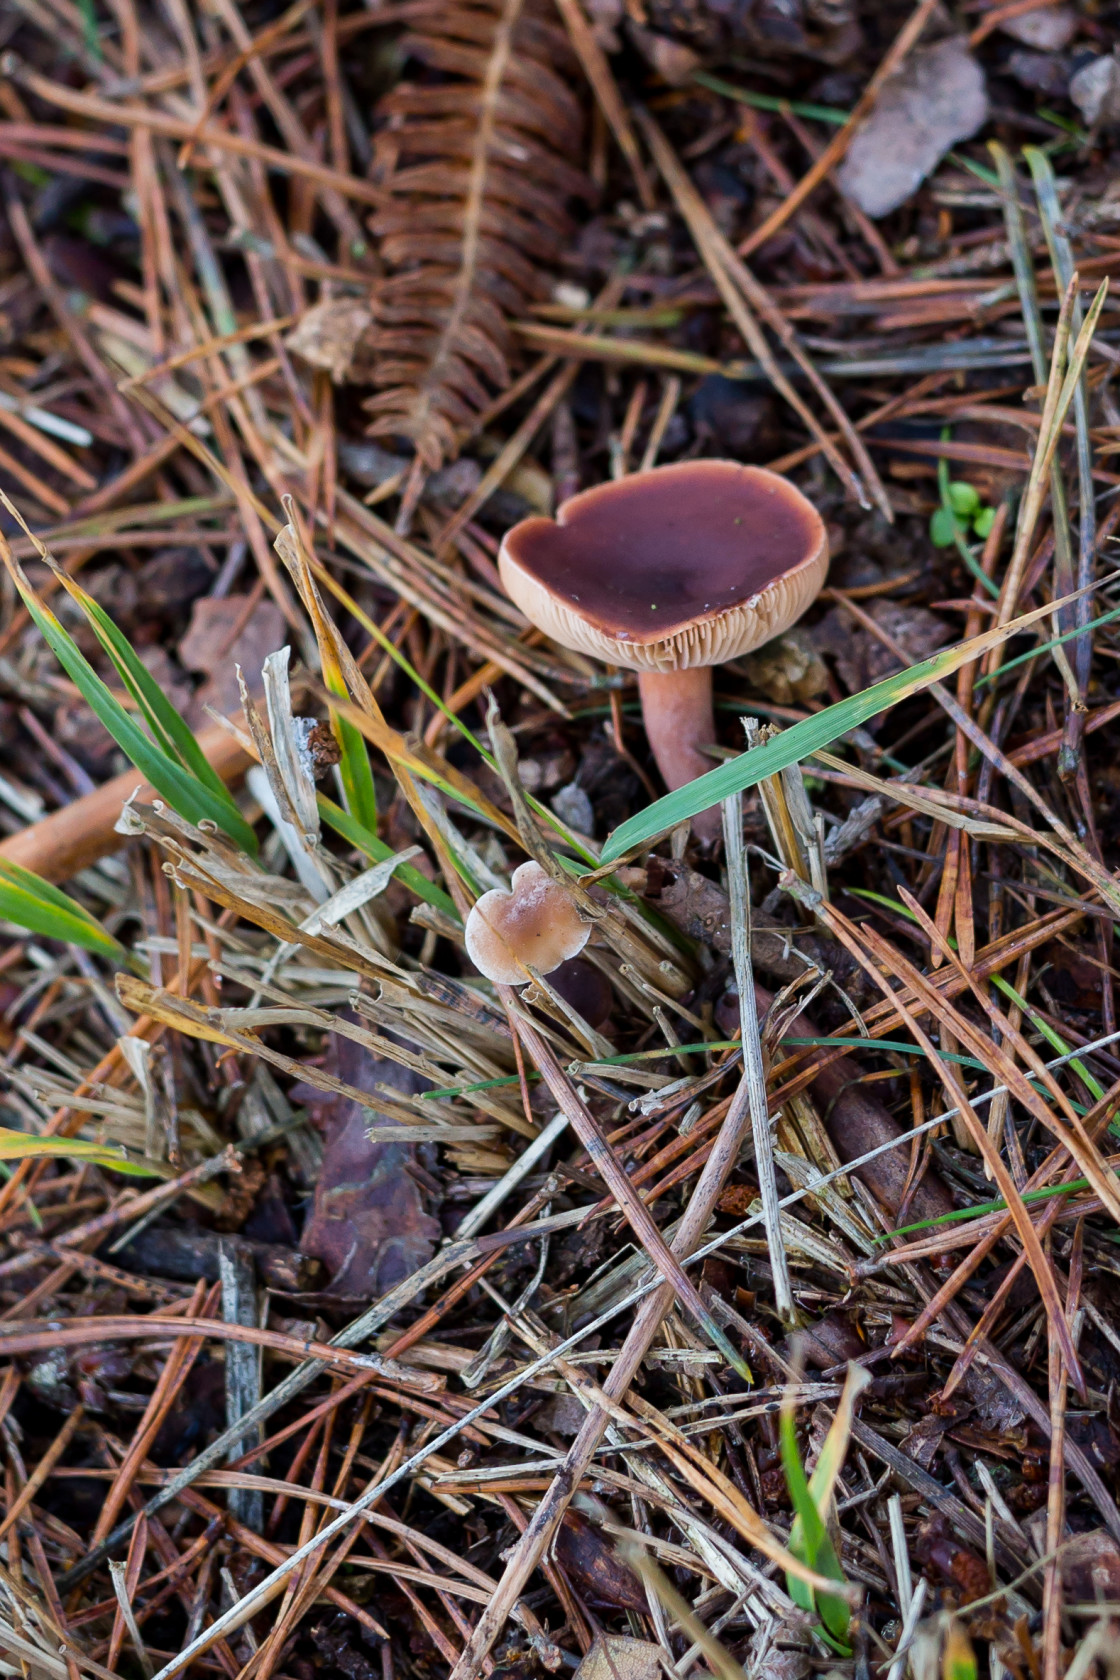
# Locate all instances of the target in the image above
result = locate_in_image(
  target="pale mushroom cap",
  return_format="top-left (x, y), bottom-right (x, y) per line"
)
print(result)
top-left (499, 460), bottom-right (828, 674)
top-left (464, 861), bottom-right (590, 987)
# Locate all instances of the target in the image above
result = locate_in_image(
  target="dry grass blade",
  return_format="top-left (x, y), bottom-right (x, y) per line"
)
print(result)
top-left (722, 791), bottom-right (792, 1321)
top-left (497, 993), bottom-right (752, 1377)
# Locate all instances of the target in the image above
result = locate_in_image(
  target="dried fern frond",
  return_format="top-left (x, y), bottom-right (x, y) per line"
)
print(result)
top-left (365, 0), bottom-right (589, 472)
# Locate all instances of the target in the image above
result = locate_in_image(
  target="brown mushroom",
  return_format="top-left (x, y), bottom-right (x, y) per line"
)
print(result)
top-left (465, 861), bottom-right (590, 986)
top-left (499, 460), bottom-right (828, 842)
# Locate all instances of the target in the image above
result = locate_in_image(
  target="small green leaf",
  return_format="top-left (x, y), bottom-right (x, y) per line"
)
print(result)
top-left (930, 507), bottom-right (958, 548)
top-left (972, 505), bottom-right (995, 539)
top-left (947, 481), bottom-right (979, 516)
top-left (779, 1401), bottom-right (851, 1650)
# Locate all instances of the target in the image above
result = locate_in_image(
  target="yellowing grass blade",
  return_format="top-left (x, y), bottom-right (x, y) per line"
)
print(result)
top-left (0, 858), bottom-right (125, 961)
top-left (274, 512), bottom-right (380, 834)
top-left (0, 1128), bottom-right (159, 1176)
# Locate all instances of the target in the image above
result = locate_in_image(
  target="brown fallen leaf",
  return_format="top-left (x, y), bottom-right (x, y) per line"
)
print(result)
top-left (836, 36), bottom-right (989, 219)
top-left (739, 627), bottom-right (829, 707)
top-left (179, 594), bottom-right (288, 721)
top-left (573, 1635), bottom-right (660, 1680)
top-left (297, 1027), bottom-right (441, 1298)
top-left (1059, 1529), bottom-right (1120, 1603)
top-left (286, 298), bottom-right (376, 383)
top-left (812, 598), bottom-right (950, 698)
top-left (554, 1512), bottom-right (646, 1613)
top-left (999, 5), bottom-right (1077, 50)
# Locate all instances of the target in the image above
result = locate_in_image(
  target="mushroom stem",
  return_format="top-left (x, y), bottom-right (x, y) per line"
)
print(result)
top-left (637, 668), bottom-right (722, 842)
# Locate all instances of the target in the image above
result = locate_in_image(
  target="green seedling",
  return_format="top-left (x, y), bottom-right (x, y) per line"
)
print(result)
top-left (780, 1361), bottom-right (870, 1652)
top-left (930, 443), bottom-right (1000, 600)
top-left (931, 478), bottom-right (996, 548)
top-left (0, 499), bottom-right (258, 855)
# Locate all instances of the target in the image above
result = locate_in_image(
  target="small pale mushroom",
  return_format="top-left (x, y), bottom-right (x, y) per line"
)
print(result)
top-left (465, 861), bottom-right (590, 986)
top-left (498, 460), bottom-right (828, 843)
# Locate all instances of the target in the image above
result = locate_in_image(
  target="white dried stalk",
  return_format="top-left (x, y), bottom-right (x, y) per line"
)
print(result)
top-left (219, 1240), bottom-right (263, 1533)
top-left (262, 646), bottom-right (320, 840)
top-left (455, 1111), bottom-right (569, 1241)
top-left (884, 1577), bottom-right (928, 1680)
top-left (109, 1561), bottom-right (155, 1679)
top-left (300, 846), bottom-right (423, 934)
top-left (722, 790), bottom-right (793, 1322)
top-left (887, 1492), bottom-right (912, 1617)
top-left (246, 764), bottom-right (329, 905)
top-left (115, 1035), bottom-right (161, 1161)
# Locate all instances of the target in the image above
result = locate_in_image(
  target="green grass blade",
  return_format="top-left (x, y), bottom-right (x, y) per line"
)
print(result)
top-left (690, 72), bottom-right (848, 125)
top-left (9, 574), bottom-right (258, 855)
top-left (332, 712), bottom-right (380, 835)
top-left (316, 793), bottom-right (461, 922)
top-left (989, 973), bottom-right (1106, 1101)
top-left (805, 1363), bottom-right (870, 1513)
top-left (0, 860), bottom-right (124, 960)
top-left (308, 560), bottom-right (600, 866)
top-left (52, 572), bottom-right (241, 808)
top-left (879, 1170), bottom-right (1111, 1243)
top-left (600, 584), bottom-right (1098, 863)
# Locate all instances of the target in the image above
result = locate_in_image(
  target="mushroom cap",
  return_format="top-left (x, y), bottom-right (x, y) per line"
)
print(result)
top-left (464, 861), bottom-right (590, 987)
top-left (499, 460), bottom-right (828, 674)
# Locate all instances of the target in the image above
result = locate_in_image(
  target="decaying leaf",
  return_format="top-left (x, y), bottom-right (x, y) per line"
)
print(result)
top-left (553, 1512), bottom-right (646, 1612)
top-left (836, 36), bottom-right (989, 218)
top-left (812, 599), bottom-right (951, 698)
top-left (297, 1025), bottom-right (441, 1297)
top-left (179, 596), bottom-right (288, 721)
top-left (739, 627), bottom-right (829, 707)
top-left (572, 1635), bottom-right (660, 1680)
top-left (286, 299), bottom-right (377, 383)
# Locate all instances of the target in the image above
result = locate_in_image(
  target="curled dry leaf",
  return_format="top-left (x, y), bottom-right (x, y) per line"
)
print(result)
top-left (286, 298), bottom-right (377, 383)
